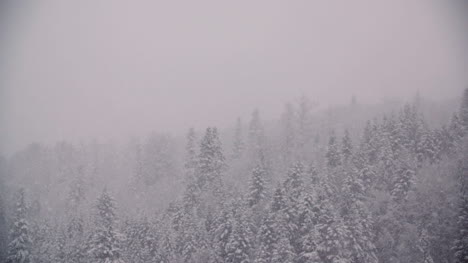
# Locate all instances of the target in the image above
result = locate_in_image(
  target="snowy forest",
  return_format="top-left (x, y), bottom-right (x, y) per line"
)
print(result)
top-left (0, 89), bottom-right (467, 263)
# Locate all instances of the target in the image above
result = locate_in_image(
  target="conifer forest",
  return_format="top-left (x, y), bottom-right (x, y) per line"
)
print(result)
top-left (0, 90), bottom-right (468, 263)
top-left (2, 1), bottom-right (468, 262)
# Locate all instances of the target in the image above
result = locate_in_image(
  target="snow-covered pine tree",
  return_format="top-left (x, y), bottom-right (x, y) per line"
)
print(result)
top-left (248, 109), bottom-right (266, 164)
top-left (326, 130), bottom-right (341, 169)
top-left (247, 165), bottom-right (266, 208)
top-left (449, 114), bottom-right (465, 149)
top-left (124, 217), bottom-right (157, 263)
top-left (342, 172), bottom-right (378, 263)
top-left (198, 127), bottom-right (226, 191)
top-left (391, 151), bottom-right (416, 203)
top-left (226, 213), bottom-right (252, 263)
top-left (254, 211), bottom-right (277, 263)
top-left (0, 193), bottom-right (7, 262)
top-left (271, 212), bottom-right (295, 263)
top-left (89, 189), bottom-right (125, 263)
top-left (341, 129), bottom-right (353, 163)
top-left (272, 184), bottom-right (286, 213)
top-left (459, 88), bottom-right (468, 132)
top-left (315, 202), bottom-right (351, 263)
top-left (297, 190), bottom-right (320, 263)
top-left (282, 162), bottom-right (306, 259)
top-left (185, 127), bottom-right (198, 171)
top-left (453, 190), bottom-right (468, 263)
top-left (213, 208), bottom-right (234, 263)
top-left (453, 158), bottom-right (468, 263)
top-left (6, 189), bottom-right (32, 263)
top-left (232, 118), bottom-right (245, 159)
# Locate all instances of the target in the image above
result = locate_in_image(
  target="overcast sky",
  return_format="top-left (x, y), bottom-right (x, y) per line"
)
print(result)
top-left (1, 0), bottom-right (467, 155)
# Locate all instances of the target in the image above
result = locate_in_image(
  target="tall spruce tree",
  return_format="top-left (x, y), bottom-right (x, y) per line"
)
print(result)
top-left (248, 109), bottom-right (266, 164)
top-left (89, 189), bottom-right (125, 263)
top-left (342, 129), bottom-right (353, 162)
top-left (459, 88), bottom-right (468, 132)
top-left (326, 130), bottom-right (341, 169)
top-left (6, 189), bottom-right (32, 263)
top-left (232, 118), bottom-right (245, 159)
top-left (247, 165), bottom-right (266, 208)
top-left (453, 189), bottom-right (468, 263)
top-left (198, 127), bottom-right (226, 190)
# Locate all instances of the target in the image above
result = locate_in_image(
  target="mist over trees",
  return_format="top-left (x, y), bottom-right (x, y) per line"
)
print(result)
top-left (1, 90), bottom-right (468, 263)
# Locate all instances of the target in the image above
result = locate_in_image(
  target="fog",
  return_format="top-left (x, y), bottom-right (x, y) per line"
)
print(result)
top-left (0, 0), bottom-right (467, 154)
top-left (2, 2), bottom-right (468, 262)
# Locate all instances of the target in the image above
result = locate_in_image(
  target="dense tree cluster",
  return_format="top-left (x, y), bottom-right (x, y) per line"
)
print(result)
top-left (1, 90), bottom-right (468, 262)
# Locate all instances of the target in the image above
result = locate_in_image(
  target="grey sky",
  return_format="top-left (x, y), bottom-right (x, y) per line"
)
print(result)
top-left (1, 0), bottom-right (467, 155)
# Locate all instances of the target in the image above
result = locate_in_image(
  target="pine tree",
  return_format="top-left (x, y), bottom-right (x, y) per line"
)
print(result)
top-left (297, 190), bottom-right (321, 263)
top-left (124, 217), bottom-right (157, 263)
top-left (326, 130), bottom-right (341, 169)
top-left (89, 189), bottom-right (125, 263)
top-left (342, 129), bottom-right (353, 162)
top-left (315, 203), bottom-right (351, 263)
top-left (185, 128), bottom-right (198, 174)
top-left (283, 162), bottom-right (305, 259)
top-left (342, 172), bottom-right (378, 263)
top-left (248, 109), bottom-right (266, 164)
top-left (214, 209), bottom-right (234, 262)
top-left (254, 211), bottom-right (277, 263)
top-left (453, 159), bottom-right (468, 263)
top-left (247, 165), bottom-right (266, 208)
top-left (6, 189), bottom-right (32, 263)
top-left (272, 184), bottom-right (286, 212)
top-left (453, 191), bottom-right (468, 263)
top-left (0, 194), bottom-right (7, 262)
top-left (198, 127), bottom-right (226, 190)
top-left (226, 213), bottom-right (252, 263)
top-left (391, 151), bottom-right (416, 203)
top-left (459, 88), bottom-right (468, 132)
top-left (271, 213), bottom-right (295, 263)
top-left (232, 118), bottom-right (245, 159)
top-left (449, 114), bottom-right (465, 148)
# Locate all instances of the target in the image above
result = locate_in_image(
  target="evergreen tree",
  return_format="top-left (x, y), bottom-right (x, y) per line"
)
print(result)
top-left (232, 118), bottom-right (245, 159)
top-left (449, 114), bottom-right (465, 148)
top-left (391, 151), bottom-right (416, 203)
top-left (254, 211), bottom-right (277, 263)
top-left (453, 190), bottom-right (468, 263)
top-left (453, 159), bottom-right (468, 263)
top-left (214, 209), bottom-right (234, 262)
top-left (185, 128), bottom-right (198, 174)
top-left (142, 134), bottom-right (177, 185)
top-left (0, 194), bottom-right (7, 262)
top-left (226, 213), bottom-right (252, 263)
top-left (326, 130), bottom-right (341, 168)
top-left (271, 213), bottom-right (295, 263)
top-left (342, 129), bottom-right (353, 162)
top-left (283, 162), bottom-right (305, 259)
top-left (198, 127), bottom-right (226, 190)
top-left (248, 109), bottom-right (266, 164)
top-left (124, 218), bottom-right (157, 263)
top-left (272, 184), bottom-right (286, 213)
top-left (6, 189), bottom-right (32, 263)
top-left (247, 165), bottom-right (266, 208)
top-left (89, 189), bottom-right (125, 263)
top-left (459, 88), bottom-right (468, 131)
